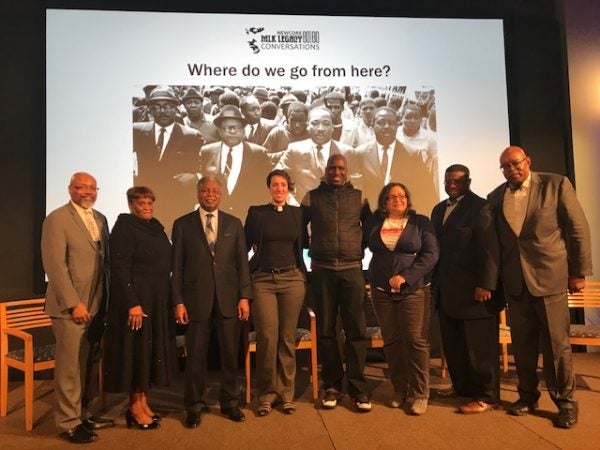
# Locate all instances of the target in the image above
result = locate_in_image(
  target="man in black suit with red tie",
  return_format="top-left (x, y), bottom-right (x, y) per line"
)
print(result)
top-left (199, 105), bottom-right (272, 221)
top-left (431, 164), bottom-right (501, 414)
top-left (133, 85), bottom-right (204, 236)
top-left (171, 176), bottom-right (252, 428)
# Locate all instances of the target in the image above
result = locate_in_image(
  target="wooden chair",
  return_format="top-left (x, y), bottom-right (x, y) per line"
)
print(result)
top-left (0, 298), bottom-right (54, 431)
top-left (568, 280), bottom-right (600, 346)
top-left (244, 307), bottom-right (318, 404)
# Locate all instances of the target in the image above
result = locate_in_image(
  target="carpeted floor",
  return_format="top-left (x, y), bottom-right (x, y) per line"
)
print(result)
top-left (1, 352), bottom-right (600, 449)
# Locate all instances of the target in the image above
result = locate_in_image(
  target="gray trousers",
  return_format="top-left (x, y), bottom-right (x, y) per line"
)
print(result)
top-left (252, 270), bottom-right (306, 403)
top-left (507, 287), bottom-right (576, 410)
top-left (372, 286), bottom-right (431, 399)
top-left (51, 318), bottom-right (101, 432)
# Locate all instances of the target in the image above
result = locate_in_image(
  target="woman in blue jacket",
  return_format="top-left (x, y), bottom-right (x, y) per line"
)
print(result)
top-left (364, 182), bottom-right (439, 415)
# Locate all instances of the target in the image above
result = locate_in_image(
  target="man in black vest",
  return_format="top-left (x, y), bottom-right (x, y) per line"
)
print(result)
top-left (302, 154), bottom-right (372, 412)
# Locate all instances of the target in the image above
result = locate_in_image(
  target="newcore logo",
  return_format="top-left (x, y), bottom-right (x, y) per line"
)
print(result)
top-left (245, 27), bottom-right (321, 54)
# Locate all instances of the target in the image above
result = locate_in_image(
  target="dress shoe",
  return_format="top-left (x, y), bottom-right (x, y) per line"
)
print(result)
top-left (506, 399), bottom-right (538, 416)
top-left (436, 387), bottom-right (458, 398)
top-left (82, 416), bottom-right (115, 430)
top-left (185, 412), bottom-right (201, 428)
top-left (458, 400), bottom-right (498, 414)
top-left (59, 423), bottom-right (98, 444)
top-left (553, 407), bottom-right (578, 429)
top-left (152, 414), bottom-right (161, 423)
top-left (125, 410), bottom-right (160, 430)
top-left (221, 406), bottom-right (246, 422)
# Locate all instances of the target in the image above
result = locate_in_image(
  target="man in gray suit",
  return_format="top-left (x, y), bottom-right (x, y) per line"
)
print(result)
top-left (488, 146), bottom-right (592, 428)
top-left (41, 172), bottom-right (113, 444)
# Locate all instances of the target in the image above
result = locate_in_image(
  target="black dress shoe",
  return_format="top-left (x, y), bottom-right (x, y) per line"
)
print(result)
top-left (553, 407), bottom-right (578, 429)
top-left (82, 416), bottom-right (116, 430)
top-left (185, 412), bottom-right (201, 428)
top-left (59, 423), bottom-right (98, 444)
top-left (125, 410), bottom-right (160, 430)
top-left (507, 399), bottom-right (538, 416)
top-left (221, 406), bottom-right (246, 422)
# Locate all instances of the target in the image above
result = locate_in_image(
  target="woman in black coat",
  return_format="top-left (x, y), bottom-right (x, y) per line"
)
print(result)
top-left (364, 182), bottom-right (439, 416)
top-left (104, 186), bottom-right (174, 429)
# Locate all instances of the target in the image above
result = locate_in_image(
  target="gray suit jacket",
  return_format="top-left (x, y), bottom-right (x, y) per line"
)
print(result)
top-left (487, 172), bottom-right (592, 297)
top-left (41, 203), bottom-right (109, 318)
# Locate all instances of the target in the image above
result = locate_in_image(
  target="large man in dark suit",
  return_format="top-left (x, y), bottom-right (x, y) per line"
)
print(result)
top-left (41, 172), bottom-right (113, 444)
top-left (488, 146), bottom-right (592, 428)
top-left (354, 107), bottom-right (438, 213)
top-left (431, 164), bottom-right (501, 414)
top-left (276, 107), bottom-right (354, 203)
top-left (133, 85), bottom-right (204, 236)
top-left (172, 176), bottom-right (252, 427)
top-left (199, 105), bottom-right (272, 221)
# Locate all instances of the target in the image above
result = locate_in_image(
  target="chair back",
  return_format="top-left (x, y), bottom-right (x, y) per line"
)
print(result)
top-left (0, 298), bottom-right (50, 332)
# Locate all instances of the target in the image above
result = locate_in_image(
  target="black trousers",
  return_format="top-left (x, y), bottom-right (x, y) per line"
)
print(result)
top-left (184, 301), bottom-right (241, 412)
top-left (439, 310), bottom-right (500, 403)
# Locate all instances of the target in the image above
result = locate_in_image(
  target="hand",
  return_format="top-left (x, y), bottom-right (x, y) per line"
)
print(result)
top-left (474, 287), bottom-right (492, 303)
top-left (174, 304), bottom-right (189, 325)
top-left (389, 275), bottom-right (406, 292)
top-left (71, 303), bottom-right (91, 324)
top-left (128, 305), bottom-right (148, 331)
top-left (238, 299), bottom-right (250, 321)
top-left (568, 276), bottom-right (586, 293)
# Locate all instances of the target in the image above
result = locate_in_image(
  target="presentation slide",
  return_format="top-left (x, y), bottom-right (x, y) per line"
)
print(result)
top-left (46, 10), bottom-right (510, 247)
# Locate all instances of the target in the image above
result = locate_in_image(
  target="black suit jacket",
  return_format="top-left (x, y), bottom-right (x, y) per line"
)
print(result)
top-left (170, 209), bottom-right (252, 322)
top-left (199, 141), bottom-right (273, 221)
top-left (354, 140), bottom-right (439, 214)
top-left (246, 119), bottom-right (277, 146)
top-left (430, 191), bottom-right (501, 319)
top-left (133, 121), bottom-right (204, 235)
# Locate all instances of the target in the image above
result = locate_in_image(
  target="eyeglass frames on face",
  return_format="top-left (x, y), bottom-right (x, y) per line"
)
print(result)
top-left (500, 158), bottom-right (526, 171)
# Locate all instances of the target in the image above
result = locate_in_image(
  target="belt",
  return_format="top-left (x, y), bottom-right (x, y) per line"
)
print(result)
top-left (258, 265), bottom-right (298, 274)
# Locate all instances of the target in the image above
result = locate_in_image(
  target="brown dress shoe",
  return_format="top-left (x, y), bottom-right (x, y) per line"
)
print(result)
top-left (436, 387), bottom-right (458, 398)
top-left (459, 400), bottom-right (498, 414)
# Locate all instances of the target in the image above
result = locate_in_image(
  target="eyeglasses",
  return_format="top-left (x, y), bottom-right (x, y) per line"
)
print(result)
top-left (150, 104), bottom-right (177, 112)
top-left (500, 158), bottom-right (526, 171)
top-left (219, 125), bottom-right (244, 133)
top-left (387, 194), bottom-right (407, 201)
top-left (70, 185), bottom-right (99, 192)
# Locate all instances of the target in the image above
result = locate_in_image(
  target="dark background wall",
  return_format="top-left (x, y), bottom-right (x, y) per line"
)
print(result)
top-left (1, 0), bottom-right (573, 300)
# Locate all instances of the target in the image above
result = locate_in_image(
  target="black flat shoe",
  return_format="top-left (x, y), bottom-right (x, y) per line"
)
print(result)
top-left (82, 416), bottom-right (116, 430)
top-left (125, 410), bottom-right (160, 430)
top-left (221, 406), bottom-right (246, 422)
top-left (59, 423), bottom-right (97, 444)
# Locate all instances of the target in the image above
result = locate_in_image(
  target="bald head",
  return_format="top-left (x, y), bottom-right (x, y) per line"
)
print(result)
top-left (500, 146), bottom-right (531, 188)
top-left (68, 172), bottom-right (98, 209)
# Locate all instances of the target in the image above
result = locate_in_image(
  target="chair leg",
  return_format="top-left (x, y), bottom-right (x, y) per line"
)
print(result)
top-left (0, 358), bottom-right (8, 416)
top-left (440, 346), bottom-right (447, 378)
top-left (25, 368), bottom-right (33, 431)
top-left (245, 348), bottom-right (252, 405)
top-left (310, 343), bottom-right (318, 401)
top-left (502, 343), bottom-right (509, 373)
